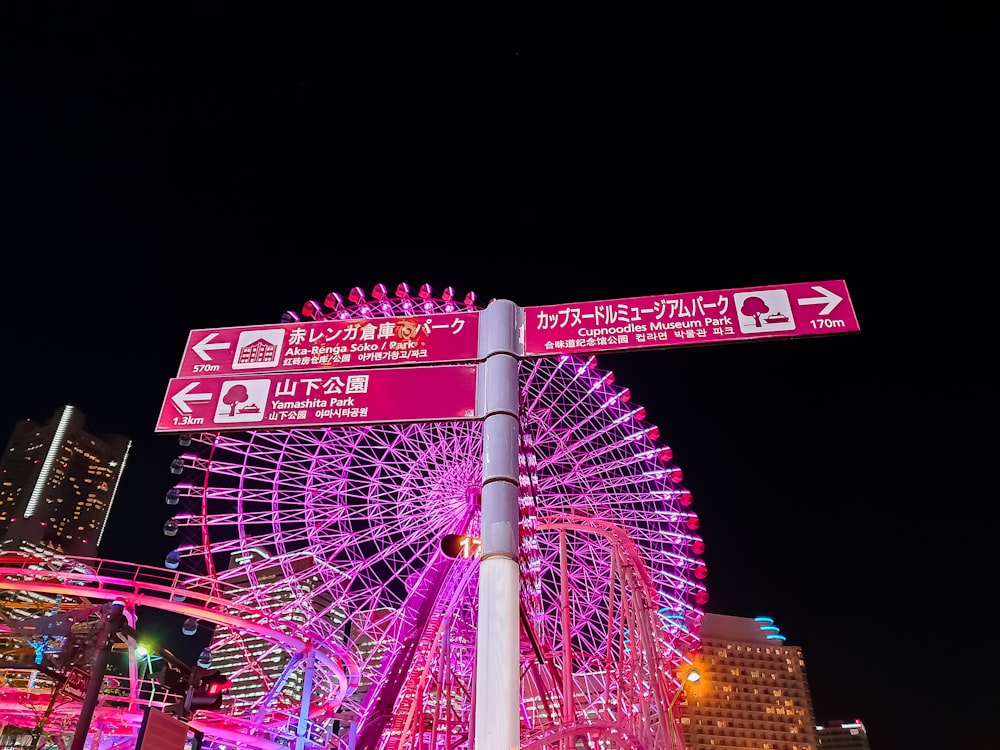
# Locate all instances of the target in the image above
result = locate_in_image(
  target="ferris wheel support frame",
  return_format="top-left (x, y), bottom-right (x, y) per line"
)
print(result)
top-left (155, 282), bottom-right (714, 748)
top-left (475, 299), bottom-right (522, 750)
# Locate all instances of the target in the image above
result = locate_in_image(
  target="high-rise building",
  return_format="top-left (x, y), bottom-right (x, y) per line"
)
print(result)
top-left (680, 613), bottom-right (818, 750)
top-left (0, 404), bottom-right (131, 556)
top-left (0, 406), bottom-right (130, 689)
top-left (817, 719), bottom-right (871, 749)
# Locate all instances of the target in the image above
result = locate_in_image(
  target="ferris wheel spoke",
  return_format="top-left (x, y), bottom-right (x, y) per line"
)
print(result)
top-left (163, 283), bottom-right (707, 747)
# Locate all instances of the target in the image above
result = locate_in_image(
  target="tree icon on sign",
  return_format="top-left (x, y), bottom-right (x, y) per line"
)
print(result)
top-left (222, 384), bottom-right (250, 416)
top-left (740, 296), bottom-right (770, 328)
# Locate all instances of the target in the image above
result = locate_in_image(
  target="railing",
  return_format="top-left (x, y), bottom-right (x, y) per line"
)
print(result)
top-left (0, 555), bottom-right (356, 749)
top-left (0, 556), bottom-right (355, 672)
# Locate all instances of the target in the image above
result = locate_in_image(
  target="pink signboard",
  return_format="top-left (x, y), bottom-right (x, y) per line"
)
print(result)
top-left (62, 667), bottom-right (90, 701)
top-left (175, 311), bottom-right (480, 378)
top-left (522, 280), bottom-right (860, 357)
top-left (156, 364), bottom-right (479, 433)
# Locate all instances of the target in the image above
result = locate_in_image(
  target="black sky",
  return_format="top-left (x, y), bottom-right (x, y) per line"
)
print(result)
top-left (2, 5), bottom-right (996, 748)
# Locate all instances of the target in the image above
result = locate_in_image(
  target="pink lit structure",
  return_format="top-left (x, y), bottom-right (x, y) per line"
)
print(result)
top-left (0, 282), bottom-right (708, 750)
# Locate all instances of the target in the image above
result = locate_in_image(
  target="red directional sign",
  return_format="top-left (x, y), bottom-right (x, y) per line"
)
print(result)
top-left (175, 311), bottom-right (480, 378)
top-left (62, 667), bottom-right (90, 701)
top-left (522, 280), bottom-right (859, 357)
top-left (156, 364), bottom-right (479, 433)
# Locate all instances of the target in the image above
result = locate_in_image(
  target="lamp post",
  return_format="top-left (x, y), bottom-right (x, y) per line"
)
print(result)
top-left (666, 668), bottom-right (701, 750)
top-left (136, 645), bottom-right (161, 704)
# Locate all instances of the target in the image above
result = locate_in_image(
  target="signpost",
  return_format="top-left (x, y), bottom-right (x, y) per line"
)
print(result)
top-left (155, 279), bottom-right (859, 750)
top-left (61, 667), bottom-right (89, 701)
top-left (158, 280), bottom-right (860, 434)
top-left (522, 280), bottom-right (859, 357)
top-left (175, 311), bottom-right (480, 378)
top-left (156, 364), bottom-right (479, 433)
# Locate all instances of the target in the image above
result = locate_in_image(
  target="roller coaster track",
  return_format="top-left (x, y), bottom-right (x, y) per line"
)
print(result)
top-left (0, 556), bottom-right (360, 749)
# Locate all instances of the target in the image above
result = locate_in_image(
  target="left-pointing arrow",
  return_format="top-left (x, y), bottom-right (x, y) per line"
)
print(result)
top-left (172, 382), bottom-right (213, 414)
top-left (192, 333), bottom-right (231, 361)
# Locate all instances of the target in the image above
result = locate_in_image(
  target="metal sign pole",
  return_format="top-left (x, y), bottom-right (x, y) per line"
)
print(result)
top-left (474, 300), bottom-right (521, 750)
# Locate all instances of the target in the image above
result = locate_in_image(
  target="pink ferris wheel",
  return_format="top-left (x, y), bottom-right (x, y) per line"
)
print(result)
top-left (166, 282), bottom-right (709, 749)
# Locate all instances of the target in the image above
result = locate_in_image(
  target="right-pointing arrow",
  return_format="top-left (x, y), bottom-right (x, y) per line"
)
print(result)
top-left (171, 382), bottom-right (212, 414)
top-left (796, 285), bottom-right (842, 315)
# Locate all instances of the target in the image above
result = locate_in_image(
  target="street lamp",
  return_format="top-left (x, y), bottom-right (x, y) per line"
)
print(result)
top-left (666, 668), bottom-right (701, 750)
top-left (135, 645), bottom-right (162, 703)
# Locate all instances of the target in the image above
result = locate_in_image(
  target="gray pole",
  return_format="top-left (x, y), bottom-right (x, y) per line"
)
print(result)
top-left (474, 299), bottom-right (521, 750)
top-left (183, 664), bottom-right (201, 717)
top-left (71, 602), bottom-right (125, 750)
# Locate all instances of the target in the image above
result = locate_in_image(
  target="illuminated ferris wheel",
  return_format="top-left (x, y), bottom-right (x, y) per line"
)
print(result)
top-left (165, 282), bottom-right (709, 749)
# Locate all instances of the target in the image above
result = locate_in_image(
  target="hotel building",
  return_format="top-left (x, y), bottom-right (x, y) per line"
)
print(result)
top-left (681, 613), bottom-right (818, 750)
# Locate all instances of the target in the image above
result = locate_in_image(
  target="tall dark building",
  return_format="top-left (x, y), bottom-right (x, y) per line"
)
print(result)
top-left (0, 405), bottom-right (131, 556)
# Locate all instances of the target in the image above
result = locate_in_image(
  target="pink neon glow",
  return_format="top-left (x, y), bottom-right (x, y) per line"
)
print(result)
top-left (156, 364), bottom-right (478, 433)
top-left (175, 310), bottom-right (481, 379)
top-left (163, 283), bottom-right (707, 749)
top-left (2, 282), bottom-right (708, 750)
top-left (523, 279), bottom-right (860, 357)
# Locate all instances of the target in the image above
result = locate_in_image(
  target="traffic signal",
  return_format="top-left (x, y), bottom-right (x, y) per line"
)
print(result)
top-left (156, 662), bottom-right (190, 695)
top-left (189, 668), bottom-right (232, 710)
top-left (160, 663), bottom-right (192, 717)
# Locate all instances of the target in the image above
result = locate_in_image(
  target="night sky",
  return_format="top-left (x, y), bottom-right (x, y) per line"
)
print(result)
top-left (3, 5), bottom-right (995, 748)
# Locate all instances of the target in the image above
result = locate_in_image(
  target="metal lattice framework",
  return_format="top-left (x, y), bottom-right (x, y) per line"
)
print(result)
top-left (0, 555), bottom-right (343, 748)
top-left (0, 282), bottom-right (709, 750)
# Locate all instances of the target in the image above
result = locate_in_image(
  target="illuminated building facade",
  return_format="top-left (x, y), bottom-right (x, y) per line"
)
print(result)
top-left (0, 404), bottom-right (130, 556)
top-left (0, 405), bottom-right (130, 684)
top-left (682, 613), bottom-right (818, 750)
top-left (816, 719), bottom-right (870, 749)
